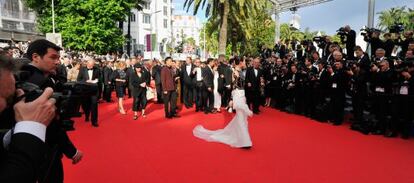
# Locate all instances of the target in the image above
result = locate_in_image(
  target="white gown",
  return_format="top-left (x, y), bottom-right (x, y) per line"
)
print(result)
top-left (193, 89), bottom-right (253, 148)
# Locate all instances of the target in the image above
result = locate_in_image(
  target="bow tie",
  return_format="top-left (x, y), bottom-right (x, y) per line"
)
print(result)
top-left (88, 68), bottom-right (94, 71)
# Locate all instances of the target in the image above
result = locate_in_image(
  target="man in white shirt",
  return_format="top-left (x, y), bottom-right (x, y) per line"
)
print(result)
top-left (0, 55), bottom-right (57, 182)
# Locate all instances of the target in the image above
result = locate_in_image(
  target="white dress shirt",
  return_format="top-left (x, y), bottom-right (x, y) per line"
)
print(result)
top-left (186, 65), bottom-right (192, 76)
top-left (3, 121), bottom-right (47, 149)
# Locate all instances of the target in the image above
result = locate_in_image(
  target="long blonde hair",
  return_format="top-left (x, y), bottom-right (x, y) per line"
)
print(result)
top-left (115, 61), bottom-right (127, 70)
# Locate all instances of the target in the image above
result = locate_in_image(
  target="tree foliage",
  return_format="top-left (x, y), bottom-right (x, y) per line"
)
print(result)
top-left (377, 6), bottom-right (414, 32)
top-left (23, 0), bottom-right (136, 54)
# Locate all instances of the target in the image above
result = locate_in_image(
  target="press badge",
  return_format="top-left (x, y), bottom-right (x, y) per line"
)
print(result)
top-left (375, 87), bottom-right (385, 93)
top-left (332, 83), bottom-right (337, 88)
top-left (400, 86), bottom-right (408, 95)
top-left (273, 76), bottom-right (277, 80)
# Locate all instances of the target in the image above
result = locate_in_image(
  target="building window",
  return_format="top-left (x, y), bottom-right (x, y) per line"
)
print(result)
top-left (163, 6), bottom-right (168, 16)
top-left (164, 0), bottom-right (168, 3)
top-left (2, 0), bottom-right (20, 18)
top-left (143, 14), bottom-right (151, 24)
top-left (130, 13), bottom-right (136, 22)
top-left (163, 19), bottom-right (168, 29)
top-left (2, 20), bottom-right (18, 30)
top-left (143, 2), bottom-right (150, 10)
top-left (23, 23), bottom-right (35, 32)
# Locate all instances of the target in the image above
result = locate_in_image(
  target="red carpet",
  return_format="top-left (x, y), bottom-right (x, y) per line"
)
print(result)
top-left (63, 98), bottom-right (414, 183)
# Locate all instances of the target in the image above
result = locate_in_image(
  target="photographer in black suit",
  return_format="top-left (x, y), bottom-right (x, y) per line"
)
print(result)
top-left (77, 59), bottom-right (100, 127)
top-left (0, 55), bottom-right (57, 183)
top-left (343, 25), bottom-right (357, 60)
top-left (15, 39), bottom-right (83, 183)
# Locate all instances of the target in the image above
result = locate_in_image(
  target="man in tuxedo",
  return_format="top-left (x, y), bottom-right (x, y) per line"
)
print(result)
top-left (152, 59), bottom-right (163, 103)
top-left (103, 61), bottom-right (114, 102)
top-left (245, 57), bottom-right (264, 114)
top-left (218, 58), bottom-right (233, 108)
top-left (181, 57), bottom-right (195, 108)
top-left (202, 58), bottom-right (216, 114)
top-left (0, 55), bottom-right (57, 183)
top-left (161, 57), bottom-right (180, 118)
top-left (193, 58), bottom-right (204, 112)
top-left (77, 59), bottom-right (100, 127)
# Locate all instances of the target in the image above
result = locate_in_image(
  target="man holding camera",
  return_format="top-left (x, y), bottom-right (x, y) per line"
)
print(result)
top-left (0, 55), bottom-right (57, 183)
top-left (343, 25), bottom-right (357, 60)
top-left (18, 39), bottom-right (83, 183)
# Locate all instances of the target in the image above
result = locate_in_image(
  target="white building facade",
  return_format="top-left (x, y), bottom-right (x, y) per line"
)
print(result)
top-left (172, 15), bottom-right (201, 54)
top-left (0, 0), bottom-right (42, 45)
top-left (122, 0), bottom-right (174, 59)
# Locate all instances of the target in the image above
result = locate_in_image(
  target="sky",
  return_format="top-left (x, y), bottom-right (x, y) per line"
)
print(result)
top-left (172, 0), bottom-right (414, 35)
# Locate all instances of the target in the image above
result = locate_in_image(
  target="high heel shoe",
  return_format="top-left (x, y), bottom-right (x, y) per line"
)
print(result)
top-left (133, 115), bottom-right (138, 120)
top-left (142, 113), bottom-right (146, 118)
top-left (119, 109), bottom-right (126, 115)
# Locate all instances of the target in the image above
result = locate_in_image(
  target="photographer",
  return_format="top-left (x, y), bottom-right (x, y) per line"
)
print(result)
top-left (19, 39), bottom-right (83, 183)
top-left (383, 33), bottom-right (396, 58)
top-left (0, 55), bottom-right (56, 182)
top-left (363, 30), bottom-right (384, 57)
top-left (396, 31), bottom-right (414, 58)
top-left (343, 25), bottom-right (357, 60)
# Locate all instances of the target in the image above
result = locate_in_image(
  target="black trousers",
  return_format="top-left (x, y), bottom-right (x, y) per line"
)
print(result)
top-left (81, 95), bottom-right (98, 124)
top-left (221, 87), bottom-right (231, 107)
top-left (163, 91), bottom-right (177, 117)
top-left (103, 84), bottom-right (112, 102)
top-left (97, 82), bottom-right (103, 100)
top-left (182, 84), bottom-right (194, 107)
top-left (202, 88), bottom-right (214, 112)
top-left (156, 84), bottom-right (163, 103)
top-left (393, 95), bottom-right (414, 136)
top-left (329, 90), bottom-right (346, 124)
top-left (132, 91), bottom-right (147, 112)
top-left (373, 94), bottom-right (392, 132)
top-left (247, 90), bottom-right (261, 113)
top-left (195, 81), bottom-right (204, 110)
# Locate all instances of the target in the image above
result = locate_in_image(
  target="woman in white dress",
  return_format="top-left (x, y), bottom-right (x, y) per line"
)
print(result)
top-left (213, 65), bottom-right (222, 112)
top-left (193, 65), bottom-right (253, 148)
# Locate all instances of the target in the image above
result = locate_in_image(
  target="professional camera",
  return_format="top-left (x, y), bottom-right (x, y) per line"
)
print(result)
top-left (360, 26), bottom-right (381, 37)
top-left (389, 23), bottom-right (404, 34)
top-left (337, 27), bottom-right (347, 36)
top-left (14, 79), bottom-right (97, 131)
top-left (313, 36), bottom-right (327, 48)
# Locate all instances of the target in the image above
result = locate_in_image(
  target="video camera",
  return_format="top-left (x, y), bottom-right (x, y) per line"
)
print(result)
top-left (14, 77), bottom-right (97, 131)
top-left (360, 26), bottom-right (381, 37)
top-left (389, 23), bottom-right (404, 34)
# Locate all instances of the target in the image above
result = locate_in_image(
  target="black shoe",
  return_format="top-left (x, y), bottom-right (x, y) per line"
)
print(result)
top-left (166, 115), bottom-right (172, 119)
top-left (384, 131), bottom-right (397, 138)
top-left (171, 114), bottom-right (181, 118)
top-left (92, 123), bottom-right (99, 127)
top-left (85, 118), bottom-right (90, 122)
top-left (204, 111), bottom-right (210, 114)
top-left (253, 111), bottom-right (259, 115)
top-left (241, 146), bottom-right (252, 150)
top-left (195, 108), bottom-right (199, 112)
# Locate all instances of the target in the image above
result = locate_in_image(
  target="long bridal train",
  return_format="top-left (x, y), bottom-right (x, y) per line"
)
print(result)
top-left (193, 89), bottom-right (253, 148)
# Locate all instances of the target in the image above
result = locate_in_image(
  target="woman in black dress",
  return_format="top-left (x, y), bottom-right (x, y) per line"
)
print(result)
top-left (131, 64), bottom-right (147, 120)
top-left (113, 61), bottom-right (128, 114)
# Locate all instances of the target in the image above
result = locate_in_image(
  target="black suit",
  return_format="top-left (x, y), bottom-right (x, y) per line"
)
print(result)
top-left (152, 65), bottom-right (163, 103)
top-left (0, 132), bottom-right (47, 183)
top-left (245, 67), bottom-right (263, 113)
top-left (202, 66), bottom-right (214, 113)
top-left (181, 64), bottom-right (195, 107)
top-left (77, 67), bottom-right (100, 125)
top-left (103, 66), bottom-right (113, 102)
top-left (345, 30), bottom-right (357, 60)
top-left (17, 64), bottom-right (78, 183)
top-left (219, 64), bottom-right (233, 107)
top-left (357, 53), bottom-right (371, 73)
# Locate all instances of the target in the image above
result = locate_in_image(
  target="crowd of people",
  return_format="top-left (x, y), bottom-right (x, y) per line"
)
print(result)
top-left (0, 24), bottom-right (413, 182)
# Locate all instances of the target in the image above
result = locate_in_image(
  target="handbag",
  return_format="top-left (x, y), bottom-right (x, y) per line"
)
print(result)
top-left (146, 87), bottom-right (155, 100)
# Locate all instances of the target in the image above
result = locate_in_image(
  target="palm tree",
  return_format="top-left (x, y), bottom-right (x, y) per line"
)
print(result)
top-left (377, 6), bottom-right (412, 32)
top-left (184, 0), bottom-right (265, 55)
